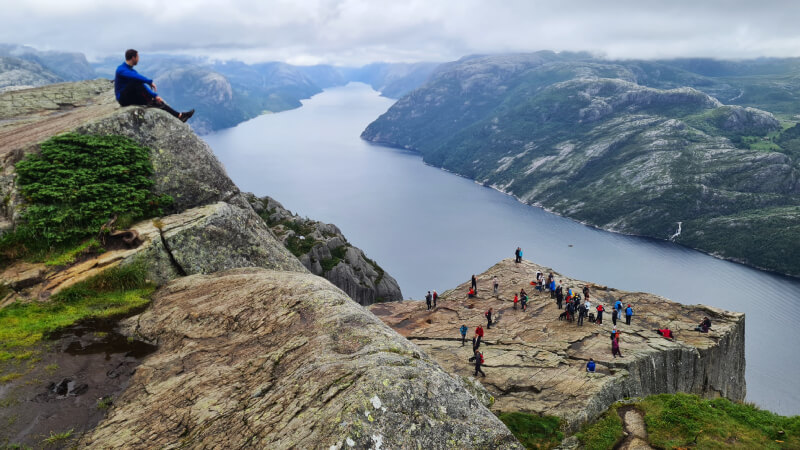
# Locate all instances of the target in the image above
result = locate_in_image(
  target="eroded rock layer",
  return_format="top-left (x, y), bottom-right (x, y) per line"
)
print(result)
top-left (80, 268), bottom-right (520, 449)
top-left (370, 259), bottom-right (745, 431)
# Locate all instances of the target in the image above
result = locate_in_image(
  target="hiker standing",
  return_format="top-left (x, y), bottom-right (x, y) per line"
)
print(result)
top-left (625, 304), bottom-right (634, 325)
top-left (612, 335), bottom-right (623, 358)
top-left (577, 301), bottom-right (586, 326)
top-left (614, 300), bottom-right (623, 325)
top-left (515, 247), bottom-right (522, 263)
top-left (469, 349), bottom-right (486, 377)
top-left (485, 308), bottom-right (493, 329)
top-left (460, 324), bottom-right (468, 346)
top-left (471, 274), bottom-right (477, 291)
top-left (425, 291), bottom-right (432, 310)
top-left (513, 294), bottom-right (519, 310)
top-left (474, 325), bottom-right (484, 350)
top-left (596, 304), bottom-right (604, 325)
top-left (556, 283), bottom-right (564, 309)
top-left (549, 277), bottom-right (556, 298)
top-left (432, 290), bottom-right (438, 308)
top-left (521, 293), bottom-right (528, 311)
top-left (493, 276), bottom-right (499, 295)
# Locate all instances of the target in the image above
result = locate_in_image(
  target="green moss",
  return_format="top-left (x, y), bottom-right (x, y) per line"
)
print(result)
top-left (43, 238), bottom-right (104, 267)
top-left (0, 372), bottom-right (23, 383)
top-left (0, 262), bottom-right (154, 351)
top-left (497, 412), bottom-right (563, 449)
top-left (575, 403), bottom-right (625, 450)
top-left (96, 395), bottom-right (113, 410)
top-left (41, 428), bottom-right (73, 446)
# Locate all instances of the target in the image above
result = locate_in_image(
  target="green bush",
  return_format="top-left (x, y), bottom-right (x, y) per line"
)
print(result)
top-left (576, 403), bottom-right (625, 450)
top-left (2, 133), bottom-right (171, 257)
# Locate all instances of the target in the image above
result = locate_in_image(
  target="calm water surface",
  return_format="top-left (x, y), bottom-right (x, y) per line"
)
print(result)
top-left (204, 83), bottom-right (800, 415)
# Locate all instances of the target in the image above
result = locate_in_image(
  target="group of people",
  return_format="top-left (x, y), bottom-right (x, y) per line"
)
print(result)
top-left (425, 290), bottom-right (439, 310)
top-left (448, 246), bottom-right (714, 378)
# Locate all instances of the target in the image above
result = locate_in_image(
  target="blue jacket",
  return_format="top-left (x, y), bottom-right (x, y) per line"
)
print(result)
top-left (460, 325), bottom-right (468, 336)
top-left (626, 306), bottom-right (633, 316)
top-left (587, 360), bottom-right (596, 372)
top-left (115, 62), bottom-right (156, 100)
top-left (614, 300), bottom-right (622, 311)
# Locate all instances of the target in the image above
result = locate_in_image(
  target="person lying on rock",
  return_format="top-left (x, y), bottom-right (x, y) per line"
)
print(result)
top-left (115, 49), bottom-right (194, 122)
top-left (586, 358), bottom-right (596, 373)
top-left (655, 328), bottom-right (673, 339)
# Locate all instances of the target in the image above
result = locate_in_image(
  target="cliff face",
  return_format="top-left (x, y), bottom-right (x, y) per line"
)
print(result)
top-left (370, 259), bottom-right (746, 432)
top-left (250, 195), bottom-right (403, 305)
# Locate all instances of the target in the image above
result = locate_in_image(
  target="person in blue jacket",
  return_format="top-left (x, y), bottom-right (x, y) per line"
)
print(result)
top-left (625, 304), bottom-right (634, 325)
top-left (586, 358), bottom-right (596, 372)
top-left (459, 324), bottom-right (468, 346)
top-left (115, 49), bottom-right (194, 122)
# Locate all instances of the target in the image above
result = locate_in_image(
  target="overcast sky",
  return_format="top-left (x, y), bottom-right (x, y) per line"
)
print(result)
top-left (2, 0), bottom-right (800, 65)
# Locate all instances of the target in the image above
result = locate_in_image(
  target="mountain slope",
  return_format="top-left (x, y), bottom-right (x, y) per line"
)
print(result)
top-left (362, 53), bottom-right (800, 276)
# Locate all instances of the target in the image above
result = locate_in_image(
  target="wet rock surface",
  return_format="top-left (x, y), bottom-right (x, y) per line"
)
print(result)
top-left (80, 268), bottom-right (521, 449)
top-left (369, 259), bottom-right (745, 432)
top-left (0, 321), bottom-right (155, 447)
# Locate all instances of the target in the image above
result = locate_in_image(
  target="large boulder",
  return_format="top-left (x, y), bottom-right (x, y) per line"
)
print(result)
top-left (80, 269), bottom-right (520, 449)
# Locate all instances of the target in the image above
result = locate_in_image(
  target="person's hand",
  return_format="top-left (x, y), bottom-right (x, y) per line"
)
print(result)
top-left (154, 96), bottom-right (163, 104)
top-left (151, 82), bottom-right (157, 91)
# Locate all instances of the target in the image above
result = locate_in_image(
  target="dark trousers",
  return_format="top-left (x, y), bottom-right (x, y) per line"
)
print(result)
top-left (486, 317), bottom-right (491, 329)
top-left (557, 300), bottom-right (562, 310)
top-left (612, 346), bottom-right (622, 357)
top-left (612, 311), bottom-right (618, 325)
top-left (118, 82), bottom-right (180, 118)
top-left (473, 336), bottom-right (481, 350)
top-left (577, 313), bottom-right (584, 326)
top-left (626, 315), bottom-right (632, 325)
top-left (461, 334), bottom-right (467, 346)
top-left (597, 311), bottom-right (603, 324)
top-left (426, 300), bottom-right (431, 310)
top-left (475, 364), bottom-right (485, 377)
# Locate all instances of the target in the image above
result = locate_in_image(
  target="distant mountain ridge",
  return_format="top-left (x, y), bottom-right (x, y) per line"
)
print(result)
top-left (362, 52), bottom-right (800, 277)
top-left (0, 43), bottom-right (441, 133)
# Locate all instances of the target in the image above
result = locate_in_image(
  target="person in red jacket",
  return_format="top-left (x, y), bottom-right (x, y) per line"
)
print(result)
top-left (473, 325), bottom-right (484, 350)
top-left (656, 328), bottom-right (673, 339)
top-left (596, 304), bottom-right (604, 325)
top-left (513, 294), bottom-right (519, 310)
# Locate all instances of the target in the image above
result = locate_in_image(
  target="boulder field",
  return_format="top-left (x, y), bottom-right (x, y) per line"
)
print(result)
top-left (370, 258), bottom-right (745, 431)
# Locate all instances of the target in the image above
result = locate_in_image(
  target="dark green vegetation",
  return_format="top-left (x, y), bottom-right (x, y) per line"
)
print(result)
top-left (0, 262), bottom-right (153, 357)
top-left (497, 412), bottom-right (563, 449)
top-left (362, 52), bottom-right (800, 276)
top-left (578, 394), bottom-right (800, 449)
top-left (321, 245), bottom-right (348, 273)
top-left (0, 133), bottom-right (171, 265)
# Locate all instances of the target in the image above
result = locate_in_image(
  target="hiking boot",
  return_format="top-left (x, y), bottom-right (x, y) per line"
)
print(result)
top-left (179, 109), bottom-right (195, 122)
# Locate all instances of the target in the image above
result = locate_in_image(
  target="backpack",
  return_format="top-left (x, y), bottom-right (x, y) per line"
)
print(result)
top-left (478, 352), bottom-right (484, 364)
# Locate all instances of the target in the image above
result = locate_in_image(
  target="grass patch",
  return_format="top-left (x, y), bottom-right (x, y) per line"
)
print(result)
top-left (320, 245), bottom-right (348, 273)
top-left (498, 411), bottom-right (563, 449)
top-left (96, 395), bottom-right (113, 410)
top-left (41, 428), bottom-right (73, 446)
top-left (639, 393), bottom-right (800, 449)
top-left (43, 238), bottom-right (104, 267)
top-left (576, 402), bottom-right (625, 450)
top-left (0, 262), bottom-right (154, 352)
top-left (0, 372), bottom-right (23, 383)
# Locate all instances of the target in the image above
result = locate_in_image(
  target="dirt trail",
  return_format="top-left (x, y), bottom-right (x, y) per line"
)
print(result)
top-left (616, 405), bottom-right (653, 450)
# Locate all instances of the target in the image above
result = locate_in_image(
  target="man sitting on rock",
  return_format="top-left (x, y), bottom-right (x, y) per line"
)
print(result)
top-left (586, 358), bottom-right (596, 373)
top-left (115, 49), bottom-right (194, 122)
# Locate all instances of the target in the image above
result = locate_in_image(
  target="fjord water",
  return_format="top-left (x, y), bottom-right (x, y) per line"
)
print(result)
top-left (204, 83), bottom-right (800, 415)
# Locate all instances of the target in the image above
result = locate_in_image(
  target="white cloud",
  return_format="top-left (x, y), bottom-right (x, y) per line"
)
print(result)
top-left (2, 0), bottom-right (799, 65)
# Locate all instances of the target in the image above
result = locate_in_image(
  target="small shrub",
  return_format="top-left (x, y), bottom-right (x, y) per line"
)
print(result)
top-left (96, 396), bottom-right (113, 410)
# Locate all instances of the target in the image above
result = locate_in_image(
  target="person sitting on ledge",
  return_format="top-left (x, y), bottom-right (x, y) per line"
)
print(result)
top-left (467, 287), bottom-right (476, 298)
top-left (115, 49), bottom-right (194, 122)
top-left (586, 358), bottom-right (596, 373)
top-left (695, 316), bottom-right (712, 333)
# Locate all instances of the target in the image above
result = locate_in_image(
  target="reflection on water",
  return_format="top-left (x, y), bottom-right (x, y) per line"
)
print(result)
top-left (204, 83), bottom-right (800, 415)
